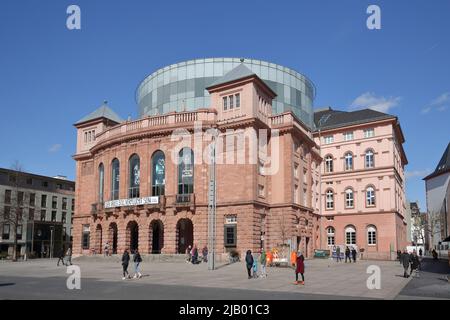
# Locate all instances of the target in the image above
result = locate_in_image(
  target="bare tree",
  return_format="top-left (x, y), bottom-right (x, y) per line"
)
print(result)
top-left (426, 209), bottom-right (446, 250)
top-left (0, 161), bottom-right (29, 261)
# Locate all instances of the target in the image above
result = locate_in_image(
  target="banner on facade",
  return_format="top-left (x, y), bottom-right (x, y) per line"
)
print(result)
top-left (104, 196), bottom-right (159, 209)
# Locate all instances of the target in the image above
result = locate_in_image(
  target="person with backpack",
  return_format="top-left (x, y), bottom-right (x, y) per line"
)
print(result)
top-left (121, 248), bottom-right (131, 280)
top-left (245, 250), bottom-right (254, 279)
top-left (133, 249), bottom-right (142, 279)
top-left (57, 247), bottom-right (66, 266)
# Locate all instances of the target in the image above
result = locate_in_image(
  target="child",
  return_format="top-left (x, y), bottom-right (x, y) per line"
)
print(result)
top-left (252, 258), bottom-right (258, 278)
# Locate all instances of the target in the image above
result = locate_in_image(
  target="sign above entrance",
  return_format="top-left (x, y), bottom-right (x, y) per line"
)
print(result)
top-left (104, 196), bottom-right (159, 209)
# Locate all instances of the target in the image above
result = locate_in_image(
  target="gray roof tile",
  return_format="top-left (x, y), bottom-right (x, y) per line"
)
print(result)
top-left (207, 64), bottom-right (256, 88)
top-left (76, 102), bottom-right (123, 125)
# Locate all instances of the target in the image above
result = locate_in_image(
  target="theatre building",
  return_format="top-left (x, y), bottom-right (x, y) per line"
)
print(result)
top-left (72, 59), bottom-right (322, 258)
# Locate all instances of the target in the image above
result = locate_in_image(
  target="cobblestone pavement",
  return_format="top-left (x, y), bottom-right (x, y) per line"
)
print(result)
top-left (0, 257), bottom-right (413, 300)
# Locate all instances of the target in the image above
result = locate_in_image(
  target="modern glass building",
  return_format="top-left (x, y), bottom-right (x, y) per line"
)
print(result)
top-left (136, 58), bottom-right (316, 128)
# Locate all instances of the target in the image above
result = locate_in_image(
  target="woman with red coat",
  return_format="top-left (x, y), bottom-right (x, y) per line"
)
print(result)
top-left (294, 252), bottom-right (305, 285)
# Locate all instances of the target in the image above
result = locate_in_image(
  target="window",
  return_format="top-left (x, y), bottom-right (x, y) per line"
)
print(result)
top-left (18, 191), bottom-right (24, 205)
top-left (303, 188), bottom-right (307, 206)
top-left (111, 158), bottom-right (120, 200)
top-left (235, 94), bottom-right (240, 108)
top-left (364, 128), bottom-right (374, 138)
top-left (344, 152), bottom-right (353, 171)
top-left (224, 224), bottom-right (237, 247)
top-left (327, 227), bottom-right (335, 246)
top-left (51, 211), bottom-right (57, 222)
top-left (28, 208), bottom-right (35, 221)
top-left (52, 196), bottom-right (58, 209)
top-left (303, 169), bottom-right (307, 184)
top-left (344, 132), bottom-right (354, 141)
top-left (365, 150), bottom-right (374, 168)
top-left (30, 193), bottom-right (35, 207)
top-left (3, 206), bottom-right (10, 220)
top-left (345, 226), bottom-right (356, 245)
top-left (16, 225), bottom-right (22, 241)
top-left (366, 187), bottom-right (376, 206)
top-left (62, 212), bottom-right (67, 224)
top-left (325, 155), bottom-right (333, 173)
top-left (324, 135), bottom-right (334, 144)
top-left (129, 154), bottom-right (140, 198)
top-left (26, 177), bottom-right (32, 185)
top-left (62, 198), bottom-right (67, 211)
top-left (82, 225), bottom-right (90, 250)
top-left (98, 163), bottom-right (104, 203)
top-left (4, 190), bottom-right (11, 204)
top-left (42, 181), bottom-right (48, 187)
top-left (345, 189), bottom-right (354, 208)
top-left (326, 189), bottom-right (334, 209)
top-left (294, 163), bottom-right (299, 178)
top-left (178, 148), bottom-right (194, 195)
top-left (2, 224), bottom-right (10, 240)
top-left (71, 199), bottom-right (75, 211)
top-left (41, 195), bottom-right (47, 208)
top-left (368, 226), bottom-right (377, 245)
top-left (229, 95), bottom-right (234, 109)
top-left (258, 184), bottom-right (265, 197)
top-left (326, 216), bottom-right (334, 221)
top-left (40, 210), bottom-right (46, 221)
top-left (223, 97), bottom-right (228, 111)
top-left (294, 185), bottom-right (299, 203)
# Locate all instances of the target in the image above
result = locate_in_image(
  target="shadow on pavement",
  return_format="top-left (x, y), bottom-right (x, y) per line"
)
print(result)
top-left (0, 283), bottom-right (15, 287)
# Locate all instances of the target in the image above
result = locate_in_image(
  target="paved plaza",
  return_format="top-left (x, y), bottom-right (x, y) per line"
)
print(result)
top-left (0, 256), bottom-right (435, 300)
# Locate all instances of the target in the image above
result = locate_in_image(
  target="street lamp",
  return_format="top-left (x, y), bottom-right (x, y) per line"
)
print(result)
top-left (208, 129), bottom-right (218, 270)
top-left (50, 226), bottom-right (55, 259)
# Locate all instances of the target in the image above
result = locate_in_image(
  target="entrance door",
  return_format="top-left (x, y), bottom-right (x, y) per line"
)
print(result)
top-left (177, 219), bottom-right (193, 254)
top-left (151, 220), bottom-right (164, 254)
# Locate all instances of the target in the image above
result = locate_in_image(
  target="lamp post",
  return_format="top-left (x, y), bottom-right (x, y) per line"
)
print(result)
top-left (50, 226), bottom-right (55, 259)
top-left (208, 131), bottom-right (217, 270)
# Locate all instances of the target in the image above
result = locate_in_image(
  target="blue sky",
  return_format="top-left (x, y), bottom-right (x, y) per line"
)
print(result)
top-left (0, 0), bottom-right (449, 209)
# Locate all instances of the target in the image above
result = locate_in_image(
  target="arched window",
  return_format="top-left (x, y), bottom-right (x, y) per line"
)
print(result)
top-left (327, 227), bottom-right (335, 246)
top-left (129, 154), bottom-right (140, 198)
top-left (366, 186), bottom-right (376, 206)
top-left (367, 226), bottom-right (377, 245)
top-left (325, 155), bottom-right (333, 173)
top-left (345, 188), bottom-right (354, 208)
top-left (365, 150), bottom-right (375, 168)
top-left (345, 226), bottom-right (356, 245)
top-left (326, 189), bottom-right (334, 209)
top-left (111, 158), bottom-right (120, 200)
top-left (151, 151), bottom-right (165, 196)
top-left (344, 152), bottom-right (353, 171)
top-left (178, 148), bottom-right (194, 195)
top-left (98, 163), bottom-right (104, 203)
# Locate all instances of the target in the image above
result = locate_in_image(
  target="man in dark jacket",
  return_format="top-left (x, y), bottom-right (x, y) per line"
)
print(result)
top-left (345, 247), bottom-right (351, 263)
top-left (400, 249), bottom-right (411, 278)
top-left (57, 247), bottom-right (66, 266)
top-left (410, 250), bottom-right (420, 277)
top-left (122, 249), bottom-right (131, 280)
top-left (351, 247), bottom-right (357, 263)
top-left (245, 250), bottom-right (254, 279)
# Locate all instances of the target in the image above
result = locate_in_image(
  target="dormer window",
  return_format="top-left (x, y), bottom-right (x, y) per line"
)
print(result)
top-left (235, 94), bottom-right (240, 108)
top-left (229, 96), bottom-right (234, 109)
top-left (223, 94), bottom-right (241, 111)
top-left (223, 97), bottom-right (228, 110)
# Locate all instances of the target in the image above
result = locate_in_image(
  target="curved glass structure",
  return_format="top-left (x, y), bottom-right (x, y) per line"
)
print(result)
top-left (136, 58), bottom-right (316, 128)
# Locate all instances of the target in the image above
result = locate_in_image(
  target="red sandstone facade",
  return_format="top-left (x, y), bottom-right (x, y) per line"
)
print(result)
top-left (72, 68), bottom-right (322, 259)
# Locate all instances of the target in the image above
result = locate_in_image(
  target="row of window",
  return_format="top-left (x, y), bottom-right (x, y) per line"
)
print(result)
top-left (2, 224), bottom-right (22, 240)
top-left (326, 225), bottom-right (377, 246)
top-left (7, 174), bottom-right (73, 190)
top-left (2, 206), bottom-right (69, 224)
top-left (323, 128), bottom-right (374, 145)
top-left (222, 93), bottom-right (241, 111)
top-left (3, 190), bottom-right (73, 211)
top-left (325, 187), bottom-right (376, 210)
top-left (84, 129), bottom-right (96, 143)
top-left (99, 148), bottom-right (194, 202)
top-left (324, 150), bottom-right (375, 173)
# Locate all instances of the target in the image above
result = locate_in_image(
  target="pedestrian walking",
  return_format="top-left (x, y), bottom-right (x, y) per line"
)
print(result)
top-left (432, 249), bottom-right (438, 260)
top-left (294, 252), bottom-right (305, 285)
top-left (191, 245), bottom-right (199, 264)
top-left (133, 249), bottom-right (142, 279)
top-left (260, 249), bottom-right (267, 278)
top-left (121, 248), bottom-right (131, 280)
top-left (57, 247), bottom-right (66, 266)
top-left (351, 247), bottom-right (357, 263)
top-left (104, 242), bottom-right (110, 257)
top-left (418, 248), bottom-right (423, 258)
top-left (345, 247), bottom-right (351, 263)
top-left (245, 250), bottom-right (254, 279)
top-left (202, 245), bottom-right (208, 263)
top-left (410, 250), bottom-right (420, 277)
top-left (336, 246), bottom-right (342, 262)
top-left (397, 250), bottom-right (402, 264)
top-left (252, 257), bottom-right (258, 278)
top-left (400, 249), bottom-right (411, 278)
top-left (185, 245), bottom-right (192, 263)
top-left (65, 247), bottom-right (72, 266)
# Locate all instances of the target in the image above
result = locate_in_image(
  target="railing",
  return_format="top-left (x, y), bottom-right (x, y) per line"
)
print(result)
top-left (95, 109), bottom-right (216, 144)
top-left (176, 194), bottom-right (194, 204)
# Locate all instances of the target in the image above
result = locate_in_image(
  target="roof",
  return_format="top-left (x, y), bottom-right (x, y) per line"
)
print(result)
top-left (424, 142), bottom-right (450, 180)
top-left (75, 102), bottom-right (123, 125)
top-left (207, 64), bottom-right (256, 87)
top-left (314, 107), bottom-right (396, 131)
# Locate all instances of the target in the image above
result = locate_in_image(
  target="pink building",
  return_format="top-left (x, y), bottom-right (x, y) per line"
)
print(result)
top-left (313, 107), bottom-right (408, 260)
